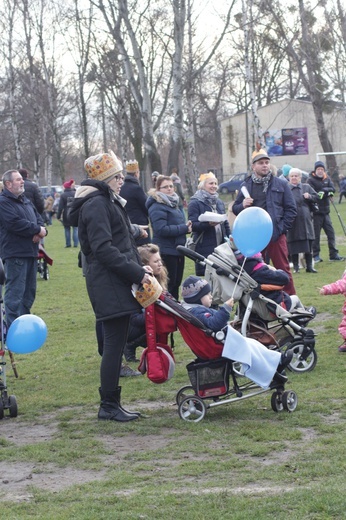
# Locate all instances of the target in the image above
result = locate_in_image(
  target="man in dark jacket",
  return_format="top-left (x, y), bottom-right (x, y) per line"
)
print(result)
top-left (57, 179), bottom-right (78, 248)
top-left (18, 168), bottom-right (45, 215)
top-left (0, 170), bottom-right (47, 328)
top-left (119, 160), bottom-right (150, 245)
top-left (232, 149), bottom-right (297, 295)
top-left (307, 161), bottom-right (344, 263)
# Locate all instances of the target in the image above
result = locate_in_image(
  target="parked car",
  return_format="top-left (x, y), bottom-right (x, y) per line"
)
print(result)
top-left (39, 185), bottom-right (63, 197)
top-left (218, 173), bottom-right (248, 194)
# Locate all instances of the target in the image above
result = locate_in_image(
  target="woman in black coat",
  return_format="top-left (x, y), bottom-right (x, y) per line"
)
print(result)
top-left (287, 168), bottom-right (319, 273)
top-left (188, 172), bottom-right (231, 275)
top-left (69, 152), bottom-right (153, 422)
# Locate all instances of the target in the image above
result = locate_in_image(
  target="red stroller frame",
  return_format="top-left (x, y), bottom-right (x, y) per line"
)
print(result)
top-left (150, 295), bottom-right (298, 422)
top-left (37, 244), bottom-right (53, 280)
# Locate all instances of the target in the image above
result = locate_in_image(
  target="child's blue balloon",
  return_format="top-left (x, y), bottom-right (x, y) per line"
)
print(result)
top-left (6, 314), bottom-right (47, 354)
top-left (232, 207), bottom-right (273, 257)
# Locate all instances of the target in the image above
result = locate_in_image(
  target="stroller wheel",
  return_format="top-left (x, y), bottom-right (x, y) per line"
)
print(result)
top-left (8, 395), bottom-right (18, 418)
top-left (281, 390), bottom-right (298, 412)
top-left (271, 391), bottom-right (284, 413)
top-left (178, 396), bottom-right (206, 422)
top-left (176, 386), bottom-right (195, 406)
top-left (286, 342), bottom-right (317, 373)
top-left (0, 398), bottom-right (4, 420)
top-left (43, 262), bottom-right (49, 280)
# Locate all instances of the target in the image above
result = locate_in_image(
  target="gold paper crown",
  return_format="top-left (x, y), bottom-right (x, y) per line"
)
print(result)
top-left (199, 172), bottom-right (216, 183)
top-left (84, 151), bottom-right (123, 182)
top-left (126, 160), bottom-right (139, 173)
top-left (251, 149), bottom-right (269, 163)
top-left (134, 277), bottom-right (163, 308)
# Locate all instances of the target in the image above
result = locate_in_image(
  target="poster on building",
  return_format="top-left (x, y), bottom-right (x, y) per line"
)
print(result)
top-left (265, 130), bottom-right (283, 156)
top-left (282, 127), bottom-right (309, 156)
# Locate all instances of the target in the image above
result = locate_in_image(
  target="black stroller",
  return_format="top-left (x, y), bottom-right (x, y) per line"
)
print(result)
top-left (177, 243), bottom-right (317, 374)
top-left (0, 259), bottom-right (18, 419)
top-left (144, 295), bottom-right (298, 422)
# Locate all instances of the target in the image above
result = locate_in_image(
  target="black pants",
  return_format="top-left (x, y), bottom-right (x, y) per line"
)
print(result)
top-left (96, 316), bottom-right (131, 392)
top-left (312, 213), bottom-right (338, 258)
top-left (161, 254), bottom-right (185, 300)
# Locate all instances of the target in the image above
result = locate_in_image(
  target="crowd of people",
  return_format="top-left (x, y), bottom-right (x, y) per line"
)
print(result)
top-left (0, 150), bottom-right (345, 422)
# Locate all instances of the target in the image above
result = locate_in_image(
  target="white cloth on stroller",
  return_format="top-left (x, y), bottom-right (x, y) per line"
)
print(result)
top-left (222, 325), bottom-right (281, 389)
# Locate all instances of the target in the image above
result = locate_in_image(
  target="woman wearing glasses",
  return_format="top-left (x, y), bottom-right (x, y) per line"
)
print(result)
top-left (188, 172), bottom-right (231, 275)
top-left (69, 151), bottom-right (153, 423)
top-left (146, 175), bottom-right (192, 299)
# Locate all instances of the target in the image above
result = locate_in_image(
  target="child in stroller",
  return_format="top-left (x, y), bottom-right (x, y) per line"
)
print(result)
top-left (145, 291), bottom-right (298, 422)
top-left (177, 243), bottom-right (317, 373)
top-left (234, 249), bottom-right (316, 317)
top-left (181, 275), bottom-right (293, 388)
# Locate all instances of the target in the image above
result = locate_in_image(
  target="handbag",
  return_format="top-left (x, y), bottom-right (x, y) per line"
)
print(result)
top-left (185, 232), bottom-right (204, 252)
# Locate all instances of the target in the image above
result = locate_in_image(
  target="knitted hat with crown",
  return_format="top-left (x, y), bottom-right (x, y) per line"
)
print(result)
top-left (84, 151), bottom-right (123, 182)
top-left (182, 276), bottom-right (211, 304)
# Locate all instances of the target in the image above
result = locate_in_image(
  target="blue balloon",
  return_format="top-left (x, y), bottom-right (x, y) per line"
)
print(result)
top-left (6, 315), bottom-right (47, 354)
top-left (232, 207), bottom-right (273, 257)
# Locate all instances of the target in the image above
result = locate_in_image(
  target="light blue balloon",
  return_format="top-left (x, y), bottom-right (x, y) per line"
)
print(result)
top-left (232, 207), bottom-right (273, 257)
top-left (6, 314), bottom-right (48, 354)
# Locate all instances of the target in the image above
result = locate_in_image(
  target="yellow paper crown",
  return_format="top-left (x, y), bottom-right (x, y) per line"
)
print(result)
top-left (84, 151), bottom-right (123, 182)
top-left (199, 172), bottom-right (216, 183)
top-left (134, 277), bottom-right (163, 308)
top-left (251, 149), bottom-right (269, 163)
top-left (126, 160), bottom-right (139, 173)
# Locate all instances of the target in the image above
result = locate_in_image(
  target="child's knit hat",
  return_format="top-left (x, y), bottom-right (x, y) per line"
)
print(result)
top-left (182, 276), bottom-right (211, 304)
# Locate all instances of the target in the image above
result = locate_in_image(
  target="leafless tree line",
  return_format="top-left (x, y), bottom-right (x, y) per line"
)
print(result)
top-left (0, 0), bottom-right (345, 191)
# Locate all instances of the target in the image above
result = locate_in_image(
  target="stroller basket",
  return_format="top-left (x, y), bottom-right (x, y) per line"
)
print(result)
top-left (187, 358), bottom-right (230, 398)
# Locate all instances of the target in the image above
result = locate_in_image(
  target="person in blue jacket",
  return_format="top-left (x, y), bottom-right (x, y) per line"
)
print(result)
top-left (188, 172), bottom-right (231, 276)
top-left (146, 175), bottom-right (192, 299)
top-left (181, 275), bottom-right (293, 387)
top-left (0, 169), bottom-right (47, 328)
top-left (232, 149), bottom-right (297, 295)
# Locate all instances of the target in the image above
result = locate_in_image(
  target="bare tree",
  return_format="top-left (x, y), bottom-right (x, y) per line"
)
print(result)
top-left (1, 0), bottom-right (22, 167)
top-left (262, 0), bottom-right (338, 171)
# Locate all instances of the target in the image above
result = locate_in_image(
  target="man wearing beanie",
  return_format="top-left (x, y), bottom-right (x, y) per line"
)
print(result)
top-left (120, 160), bottom-right (150, 245)
top-left (307, 161), bottom-right (344, 262)
top-left (233, 149), bottom-right (297, 295)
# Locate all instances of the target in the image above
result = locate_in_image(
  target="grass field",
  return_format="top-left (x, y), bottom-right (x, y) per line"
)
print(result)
top-left (1, 203), bottom-right (346, 519)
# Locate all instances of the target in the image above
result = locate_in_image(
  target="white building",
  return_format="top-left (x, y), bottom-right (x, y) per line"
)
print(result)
top-left (220, 98), bottom-right (346, 179)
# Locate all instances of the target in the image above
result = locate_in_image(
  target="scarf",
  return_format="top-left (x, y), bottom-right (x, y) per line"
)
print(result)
top-left (156, 191), bottom-right (179, 208)
top-left (192, 189), bottom-right (223, 245)
top-left (192, 189), bottom-right (219, 208)
top-left (251, 171), bottom-right (272, 193)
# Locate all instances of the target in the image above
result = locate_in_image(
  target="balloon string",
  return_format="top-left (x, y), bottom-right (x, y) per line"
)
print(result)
top-left (231, 256), bottom-right (246, 299)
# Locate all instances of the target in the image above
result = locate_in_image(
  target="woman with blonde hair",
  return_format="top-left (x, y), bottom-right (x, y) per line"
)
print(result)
top-left (188, 172), bottom-right (231, 275)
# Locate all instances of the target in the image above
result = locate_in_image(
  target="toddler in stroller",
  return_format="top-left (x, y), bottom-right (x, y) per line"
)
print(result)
top-left (181, 275), bottom-right (293, 388)
top-left (144, 290), bottom-right (298, 422)
top-left (177, 243), bottom-right (317, 373)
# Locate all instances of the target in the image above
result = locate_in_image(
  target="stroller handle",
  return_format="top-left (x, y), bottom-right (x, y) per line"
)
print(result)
top-left (177, 246), bottom-right (206, 263)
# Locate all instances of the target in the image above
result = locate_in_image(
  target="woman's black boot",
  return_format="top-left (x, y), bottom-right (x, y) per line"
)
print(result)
top-left (305, 253), bottom-right (317, 273)
top-left (292, 254), bottom-right (299, 273)
top-left (114, 386), bottom-right (141, 417)
top-left (98, 387), bottom-right (139, 422)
